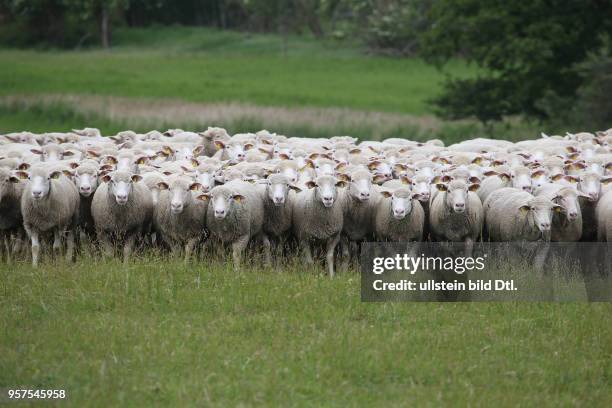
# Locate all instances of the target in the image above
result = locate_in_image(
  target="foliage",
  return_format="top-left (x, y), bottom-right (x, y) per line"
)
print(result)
top-left (421, 1), bottom-right (612, 123)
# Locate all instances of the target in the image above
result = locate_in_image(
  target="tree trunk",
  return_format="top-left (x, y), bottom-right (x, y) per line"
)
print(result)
top-left (101, 7), bottom-right (110, 48)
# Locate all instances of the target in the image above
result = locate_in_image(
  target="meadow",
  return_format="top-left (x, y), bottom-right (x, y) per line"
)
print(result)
top-left (0, 26), bottom-right (540, 143)
top-left (1, 255), bottom-right (611, 407)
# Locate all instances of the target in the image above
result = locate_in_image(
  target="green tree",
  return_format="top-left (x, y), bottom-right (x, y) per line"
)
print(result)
top-left (421, 0), bottom-right (612, 122)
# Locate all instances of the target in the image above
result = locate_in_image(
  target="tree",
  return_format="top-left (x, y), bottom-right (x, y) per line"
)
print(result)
top-left (420, 1), bottom-right (612, 122)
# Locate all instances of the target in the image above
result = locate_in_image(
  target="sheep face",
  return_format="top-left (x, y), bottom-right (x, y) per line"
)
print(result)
top-left (577, 173), bottom-right (602, 202)
top-left (265, 175), bottom-right (300, 206)
top-left (381, 188), bottom-right (416, 220)
top-left (436, 180), bottom-right (479, 214)
top-left (31, 144), bottom-right (73, 162)
top-left (530, 169), bottom-right (549, 190)
top-left (347, 171), bottom-right (373, 202)
top-left (25, 169), bottom-right (66, 200)
top-left (522, 197), bottom-right (560, 233)
top-left (409, 175), bottom-right (431, 202)
top-left (511, 167), bottom-right (532, 193)
top-left (215, 140), bottom-right (252, 162)
top-left (306, 176), bottom-right (345, 208)
top-left (0, 168), bottom-right (21, 199)
top-left (159, 178), bottom-right (201, 214)
top-left (206, 189), bottom-right (244, 220)
top-left (102, 172), bottom-right (142, 206)
top-left (196, 168), bottom-right (216, 193)
top-left (75, 170), bottom-right (98, 197)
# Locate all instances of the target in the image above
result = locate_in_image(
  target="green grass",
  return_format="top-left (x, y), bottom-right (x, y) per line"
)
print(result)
top-left (0, 26), bottom-right (474, 116)
top-left (1, 255), bottom-right (611, 406)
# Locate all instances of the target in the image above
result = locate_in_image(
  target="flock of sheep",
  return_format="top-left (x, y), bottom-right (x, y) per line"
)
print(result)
top-left (1, 127), bottom-right (611, 276)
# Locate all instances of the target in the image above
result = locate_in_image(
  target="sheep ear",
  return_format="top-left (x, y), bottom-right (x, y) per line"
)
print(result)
top-left (304, 159), bottom-right (315, 169)
top-left (162, 146), bottom-right (173, 156)
top-left (17, 162), bottom-right (30, 170)
top-left (189, 182), bottom-right (201, 191)
top-left (279, 153), bottom-right (291, 160)
top-left (289, 185), bottom-right (302, 193)
top-left (380, 190), bottom-right (392, 198)
top-left (62, 170), bottom-right (74, 178)
top-left (157, 182), bottom-right (169, 190)
top-left (335, 180), bottom-right (347, 188)
top-left (577, 191), bottom-right (591, 199)
top-left (135, 156), bottom-right (147, 165)
top-left (232, 194), bottom-right (245, 202)
top-left (63, 150), bottom-right (75, 157)
top-left (196, 194), bottom-right (210, 201)
top-left (190, 159), bottom-right (199, 168)
top-left (9, 176), bottom-right (21, 183)
top-left (394, 163), bottom-right (408, 172)
top-left (468, 176), bottom-right (481, 184)
top-left (163, 171), bottom-right (173, 176)
top-left (400, 175), bottom-right (411, 184)
top-left (336, 173), bottom-right (350, 182)
top-left (49, 171), bottom-right (62, 179)
top-left (468, 183), bottom-right (480, 192)
top-left (472, 157), bottom-right (483, 164)
top-left (550, 174), bottom-right (563, 181)
top-left (30, 149), bottom-right (43, 155)
top-left (192, 145), bottom-right (204, 156)
top-left (305, 181), bottom-right (317, 189)
top-left (106, 156), bottom-right (118, 165)
top-left (484, 171), bottom-right (498, 177)
top-left (564, 175), bottom-right (578, 184)
top-left (601, 177), bottom-right (612, 185)
top-left (531, 170), bottom-right (544, 178)
top-left (15, 170), bottom-right (29, 180)
top-left (69, 162), bottom-right (80, 169)
top-left (519, 205), bottom-right (530, 215)
top-left (87, 150), bottom-right (100, 158)
top-left (335, 163), bottom-right (346, 171)
top-left (553, 205), bottom-right (562, 213)
top-left (435, 184), bottom-right (448, 192)
top-left (500, 173), bottom-right (511, 182)
top-left (131, 174), bottom-right (143, 183)
top-left (349, 148), bottom-right (361, 154)
top-left (372, 174), bottom-right (387, 184)
top-left (244, 143), bottom-right (254, 151)
top-left (367, 161), bottom-right (379, 171)
top-left (214, 140), bottom-right (225, 150)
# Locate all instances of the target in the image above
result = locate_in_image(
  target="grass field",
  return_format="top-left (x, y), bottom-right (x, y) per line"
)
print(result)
top-left (1, 255), bottom-right (611, 406)
top-left (0, 26), bottom-right (550, 142)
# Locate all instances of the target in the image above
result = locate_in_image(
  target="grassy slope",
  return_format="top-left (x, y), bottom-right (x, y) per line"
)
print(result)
top-left (0, 26), bottom-right (473, 115)
top-left (1, 258), bottom-right (611, 406)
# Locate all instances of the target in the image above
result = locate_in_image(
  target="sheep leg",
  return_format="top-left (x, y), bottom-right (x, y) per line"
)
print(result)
top-left (464, 237), bottom-right (474, 258)
top-left (65, 230), bottom-right (75, 262)
top-left (30, 230), bottom-right (41, 268)
top-left (340, 236), bottom-right (350, 272)
top-left (123, 234), bottom-right (136, 263)
top-left (52, 229), bottom-right (62, 258)
top-left (232, 236), bottom-right (250, 270)
top-left (301, 241), bottom-right (314, 265)
top-left (1, 233), bottom-right (9, 263)
top-left (262, 234), bottom-right (272, 267)
top-left (184, 238), bottom-right (199, 263)
top-left (325, 234), bottom-right (342, 278)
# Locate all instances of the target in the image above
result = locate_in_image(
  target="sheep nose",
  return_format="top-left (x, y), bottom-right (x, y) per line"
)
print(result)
top-left (522, 185), bottom-right (532, 192)
top-left (455, 202), bottom-right (465, 208)
top-left (215, 209), bottom-right (226, 218)
top-left (236, 153), bottom-right (245, 160)
top-left (80, 185), bottom-right (91, 193)
top-left (273, 196), bottom-right (285, 205)
top-left (569, 211), bottom-right (578, 219)
top-left (116, 194), bottom-right (128, 202)
top-left (359, 191), bottom-right (370, 200)
top-left (32, 190), bottom-right (42, 199)
top-left (540, 222), bottom-right (551, 231)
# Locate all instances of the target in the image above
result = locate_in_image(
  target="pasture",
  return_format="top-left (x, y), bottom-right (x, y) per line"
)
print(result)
top-left (2, 256), bottom-right (611, 406)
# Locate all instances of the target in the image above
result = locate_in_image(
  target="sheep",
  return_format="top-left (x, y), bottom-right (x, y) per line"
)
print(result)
top-left (292, 175), bottom-right (346, 277)
top-left (374, 186), bottom-right (424, 242)
top-left (596, 189), bottom-right (612, 242)
top-left (30, 143), bottom-right (76, 162)
top-left (429, 179), bottom-right (483, 255)
top-left (73, 159), bottom-right (101, 240)
top-left (259, 174), bottom-right (301, 257)
top-left (197, 179), bottom-right (268, 268)
top-left (91, 170), bottom-right (153, 262)
top-left (341, 169), bottom-right (379, 242)
top-left (0, 167), bottom-right (26, 261)
top-left (19, 166), bottom-right (80, 266)
top-left (534, 183), bottom-right (586, 241)
top-left (212, 140), bottom-right (253, 163)
top-left (477, 166), bottom-right (512, 203)
top-left (484, 188), bottom-right (560, 241)
top-left (153, 175), bottom-right (207, 261)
